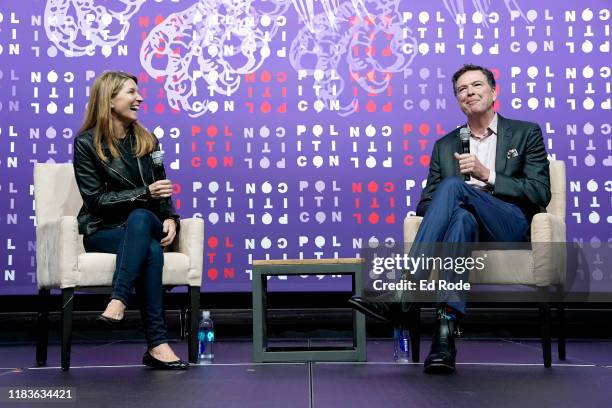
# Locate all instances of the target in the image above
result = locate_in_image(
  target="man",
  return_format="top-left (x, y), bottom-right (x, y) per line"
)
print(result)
top-left (349, 64), bottom-right (551, 373)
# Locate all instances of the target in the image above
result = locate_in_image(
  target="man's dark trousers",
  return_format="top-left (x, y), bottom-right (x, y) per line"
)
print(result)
top-left (407, 176), bottom-right (529, 313)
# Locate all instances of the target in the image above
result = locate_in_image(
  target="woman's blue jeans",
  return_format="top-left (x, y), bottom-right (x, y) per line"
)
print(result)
top-left (83, 209), bottom-right (167, 348)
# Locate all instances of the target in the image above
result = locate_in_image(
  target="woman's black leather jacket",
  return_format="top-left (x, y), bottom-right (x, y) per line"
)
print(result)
top-left (73, 129), bottom-right (179, 236)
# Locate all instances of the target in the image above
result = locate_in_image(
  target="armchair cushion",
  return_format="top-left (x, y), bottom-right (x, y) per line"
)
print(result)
top-left (76, 252), bottom-right (191, 287)
top-left (470, 250), bottom-right (534, 284)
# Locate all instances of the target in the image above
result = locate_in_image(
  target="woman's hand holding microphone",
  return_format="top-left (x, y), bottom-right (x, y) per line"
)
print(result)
top-left (148, 179), bottom-right (173, 199)
top-left (148, 179), bottom-right (177, 247)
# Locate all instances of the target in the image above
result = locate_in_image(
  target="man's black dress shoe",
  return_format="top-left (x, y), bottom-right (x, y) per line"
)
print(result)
top-left (423, 309), bottom-right (458, 374)
top-left (348, 293), bottom-right (414, 328)
top-left (142, 350), bottom-right (189, 370)
top-left (97, 314), bottom-right (123, 327)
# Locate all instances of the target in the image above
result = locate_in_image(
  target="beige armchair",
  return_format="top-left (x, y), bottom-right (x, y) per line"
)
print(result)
top-left (404, 160), bottom-right (566, 367)
top-left (34, 163), bottom-right (204, 370)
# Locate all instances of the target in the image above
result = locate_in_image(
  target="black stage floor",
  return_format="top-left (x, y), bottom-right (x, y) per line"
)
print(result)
top-left (1, 338), bottom-right (611, 407)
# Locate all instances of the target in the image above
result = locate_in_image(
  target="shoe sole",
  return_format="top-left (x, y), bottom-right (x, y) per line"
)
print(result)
top-left (97, 316), bottom-right (123, 328)
top-left (347, 298), bottom-right (393, 324)
top-left (143, 355), bottom-right (189, 370)
top-left (423, 362), bottom-right (456, 374)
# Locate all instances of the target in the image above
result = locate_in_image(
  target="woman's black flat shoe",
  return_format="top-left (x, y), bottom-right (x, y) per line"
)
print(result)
top-left (142, 351), bottom-right (189, 370)
top-left (97, 314), bottom-right (123, 327)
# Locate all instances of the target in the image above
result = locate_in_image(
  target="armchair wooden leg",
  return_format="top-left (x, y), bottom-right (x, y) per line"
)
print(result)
top-left (410, 305), bottom-right (421, 363)
top-left (187, 286), bottom-right (200, 364)
top-left (538, 287), bottom-right (552, 367)
top-left (557, 285), bottom-right (566, 361)
top-left (61, 288), bottom-right (74, 371)
top-left (36, 289), bottom-right (50, 366)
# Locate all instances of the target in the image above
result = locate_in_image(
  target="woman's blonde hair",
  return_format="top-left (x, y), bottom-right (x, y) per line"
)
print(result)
top-left (78, 71), bottom-right (156, 162)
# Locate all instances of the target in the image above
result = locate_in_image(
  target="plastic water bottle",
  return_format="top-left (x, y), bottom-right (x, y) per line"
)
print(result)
top-left (393, 327), bottom-right (410, 363)
top-left (198, 311), bottom-right (214, 363)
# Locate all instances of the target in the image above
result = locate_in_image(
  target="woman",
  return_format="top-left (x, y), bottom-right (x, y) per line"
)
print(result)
top-left (73, 71), bottom-right (188, 370)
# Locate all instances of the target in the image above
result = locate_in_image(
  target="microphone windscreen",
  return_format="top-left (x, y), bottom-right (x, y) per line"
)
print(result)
top-left (458, 127), bottom-right (471, 180)
top-left (151, 150), bottom-right (164, 166)
top-left (459, 127), bottom-right (470, 142)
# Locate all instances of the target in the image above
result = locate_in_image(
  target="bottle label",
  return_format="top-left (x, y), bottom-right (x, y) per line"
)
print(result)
top-left (198, 330), bottom-right (214, 342)
top-left (394, 328), bottom-right (409, 353)
top-left (399, 337), bottom-right (409, 352)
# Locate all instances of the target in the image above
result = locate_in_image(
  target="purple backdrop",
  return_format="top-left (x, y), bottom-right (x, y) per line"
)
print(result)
top-left (0, 0), bottom-right (610, 294)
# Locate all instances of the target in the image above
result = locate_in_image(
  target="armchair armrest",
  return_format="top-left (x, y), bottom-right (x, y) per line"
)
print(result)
top-left (403, 216), bottom-right (423, 254)
top-left (531, 213), bottom-right (567, 286)
top-left (531, 213), bottom-right (566, 243)
top-left (177, 217), bottom-right (204, 286)
top-left (36, 216), bottom-right (80, 289)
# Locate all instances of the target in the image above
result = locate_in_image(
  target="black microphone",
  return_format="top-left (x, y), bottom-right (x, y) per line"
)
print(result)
top-left (151, 150), bottom-right (166, 181)
top-left (459, 127), bottom-right (471, 181)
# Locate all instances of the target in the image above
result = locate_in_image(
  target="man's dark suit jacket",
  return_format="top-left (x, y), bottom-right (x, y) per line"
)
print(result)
top-left (416, 114), bottom-right (551, 222)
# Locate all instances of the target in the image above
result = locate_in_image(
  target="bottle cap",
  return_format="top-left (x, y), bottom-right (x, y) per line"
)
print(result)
top-left (202, 310), bottom-right (210, 319)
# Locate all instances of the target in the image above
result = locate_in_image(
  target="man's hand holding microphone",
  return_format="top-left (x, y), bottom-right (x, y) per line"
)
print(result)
top-left (454, 127), bottom-right (490, 183)
top-left (454, 153), bottom-right (490, 182)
